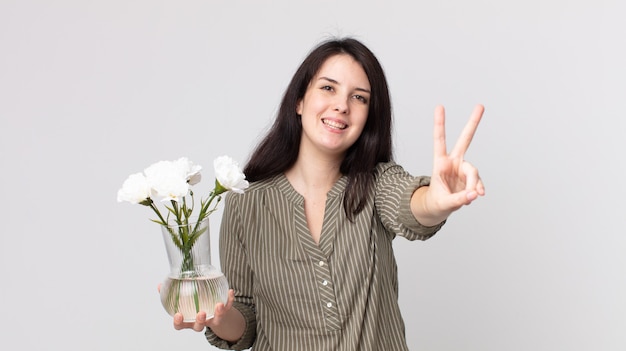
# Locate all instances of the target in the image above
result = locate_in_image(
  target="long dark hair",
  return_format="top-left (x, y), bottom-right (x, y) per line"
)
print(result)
top-left (244, 37), bottom-right (393, 220)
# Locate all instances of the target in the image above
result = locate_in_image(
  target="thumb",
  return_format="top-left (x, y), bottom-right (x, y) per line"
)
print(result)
top-left (451, 190), bottom-right (477, 208)
top-left (437, 190), bottom-right (473, 213)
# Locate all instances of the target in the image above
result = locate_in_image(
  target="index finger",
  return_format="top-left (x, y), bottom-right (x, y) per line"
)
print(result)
top-left (433, 105), bottom-right (447, 158)
top-left (450, 104), bottom-right (484, 158)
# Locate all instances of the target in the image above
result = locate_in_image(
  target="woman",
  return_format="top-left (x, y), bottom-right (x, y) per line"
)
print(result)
top-left (173, 37), bottom-right (484, 350)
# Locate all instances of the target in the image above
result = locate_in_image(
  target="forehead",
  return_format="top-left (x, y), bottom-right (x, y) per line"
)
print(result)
top-left (314, 54), bottom-right (370, 89)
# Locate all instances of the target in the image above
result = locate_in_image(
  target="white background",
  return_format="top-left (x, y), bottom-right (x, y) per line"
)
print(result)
top-left (1, 1), bottom-right (625, 350)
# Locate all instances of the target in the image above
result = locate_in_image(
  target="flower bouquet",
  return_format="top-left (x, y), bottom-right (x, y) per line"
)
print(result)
top-left (117, 156), bottom-right (248, 321)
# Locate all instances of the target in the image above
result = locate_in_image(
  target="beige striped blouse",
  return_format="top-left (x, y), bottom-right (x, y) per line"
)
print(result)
top-left (205, 162), bottom-right (444, 350)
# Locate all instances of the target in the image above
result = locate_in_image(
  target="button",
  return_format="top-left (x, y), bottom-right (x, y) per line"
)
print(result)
top-left (322, 280), bottom-right (328, 286)
top-left (326, 302), bottom-right (332, 308)
top-left (318, 260), bottom-right (325, 267)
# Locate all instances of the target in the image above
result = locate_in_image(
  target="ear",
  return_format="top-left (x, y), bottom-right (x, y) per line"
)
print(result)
top-left (296, 99), bottom-right (303, 115)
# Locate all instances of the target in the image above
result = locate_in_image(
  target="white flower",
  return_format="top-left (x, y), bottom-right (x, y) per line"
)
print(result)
top-left (144, 159), bottom-right (192, 202)
top-left (117, 172), bottom-right (151, 204)
top-left (174, 157), bottom-right (202, 185)
top-left (214, 155), bottom-right (249, 194)
top-left (118, 156), bottom-right (247, 220)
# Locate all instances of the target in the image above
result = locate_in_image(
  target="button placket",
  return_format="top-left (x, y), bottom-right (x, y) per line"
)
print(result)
top-left (290, 183), bottom-right (342, 330)
top-left (312, 257), bottom-right (340, 330)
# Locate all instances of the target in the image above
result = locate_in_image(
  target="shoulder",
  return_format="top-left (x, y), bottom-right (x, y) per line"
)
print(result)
top-left (374, 161), bottom-right (408, 179)
top-left (240, 176), bottom-right (278, 194)
top-left (373, 161), bottom-right (431, 188)
top-left (224, 175), bottom-right (280, 204)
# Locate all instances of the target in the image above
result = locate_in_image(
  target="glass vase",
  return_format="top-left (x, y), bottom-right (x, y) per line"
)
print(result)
top-left (159, 217), bottom-right (229, 322)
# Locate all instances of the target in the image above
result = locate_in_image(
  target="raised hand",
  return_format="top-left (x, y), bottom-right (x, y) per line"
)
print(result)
top-left (411, 104), bottom-right (485, 226)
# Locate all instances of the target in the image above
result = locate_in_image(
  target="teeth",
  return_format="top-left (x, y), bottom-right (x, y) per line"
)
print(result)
top-left (323, 119), bottom-right (347, 130)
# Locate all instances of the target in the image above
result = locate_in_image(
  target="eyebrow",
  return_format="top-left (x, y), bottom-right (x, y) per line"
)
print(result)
top-left (318, 76), bottom-right (371, 94)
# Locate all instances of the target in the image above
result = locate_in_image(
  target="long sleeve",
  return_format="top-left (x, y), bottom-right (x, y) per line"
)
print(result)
top-left (205, 193), bottom-right (257, 350)
top-left (374, 162), bottom-right (445, 241)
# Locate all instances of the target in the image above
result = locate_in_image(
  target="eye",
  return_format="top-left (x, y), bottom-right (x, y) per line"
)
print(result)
top-left (353, 94), bottom-right (368, 104)
top-left (321, 85), bottom-right (334, 91)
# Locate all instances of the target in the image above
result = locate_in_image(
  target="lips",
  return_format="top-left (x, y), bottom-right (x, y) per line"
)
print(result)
top-left (322, 118), bottom-right (347, 130)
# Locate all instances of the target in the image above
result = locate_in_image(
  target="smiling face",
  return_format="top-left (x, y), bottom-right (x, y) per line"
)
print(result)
top-left (296, 54), bottom-right (371, 159)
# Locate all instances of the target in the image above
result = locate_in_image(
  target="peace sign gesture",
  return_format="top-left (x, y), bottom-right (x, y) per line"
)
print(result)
top-left (411, 104), bottom-right (485, 227)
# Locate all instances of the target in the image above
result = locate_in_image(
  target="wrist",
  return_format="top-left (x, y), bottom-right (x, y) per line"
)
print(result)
top-left (410, 186), bottom-right (449, 226)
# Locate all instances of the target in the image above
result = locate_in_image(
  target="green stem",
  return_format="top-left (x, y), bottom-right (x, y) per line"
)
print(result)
top-left (174, 279), bottom-right (181, 314)
top-left (193, 278), bottom-right (200, 313)
top-left (150, 202), bottom-right (183, 250)
top-left (149, 201), bottom-right (168, 225)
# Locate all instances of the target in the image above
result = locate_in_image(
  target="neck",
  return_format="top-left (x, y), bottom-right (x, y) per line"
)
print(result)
top-left (285, 152), bottom-right (343, 194)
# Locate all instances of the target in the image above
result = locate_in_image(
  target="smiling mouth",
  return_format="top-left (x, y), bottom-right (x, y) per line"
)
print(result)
top-left (322, 118), bottom-right (347, 130)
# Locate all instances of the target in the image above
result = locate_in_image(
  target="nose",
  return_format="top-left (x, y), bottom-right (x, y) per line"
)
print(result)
top-left (333, 97), bottom-right (349, 114)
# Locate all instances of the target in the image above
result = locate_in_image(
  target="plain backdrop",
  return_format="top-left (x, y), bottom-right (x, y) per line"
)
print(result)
top-left (1, 1), bottom-right (624, 350)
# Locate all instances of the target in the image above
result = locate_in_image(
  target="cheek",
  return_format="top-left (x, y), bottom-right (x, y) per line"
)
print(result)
top-left (353, 123), bottom-right (367, 139)
top-left (354, 107), bottom-right (369, 128)
top-left (301, 93), bottom-right (332, 115)
top-left (349, 115), bottom-right (368, 140)
top-left (308, 99), bottom-right (327, 114)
